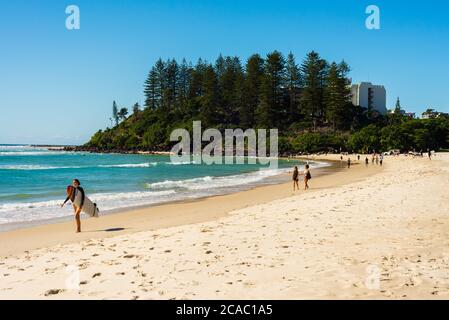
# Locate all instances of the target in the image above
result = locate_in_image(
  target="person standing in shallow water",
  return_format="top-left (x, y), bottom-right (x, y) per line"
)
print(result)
top-left (292, 166), bottom-right (299, 191)
top-left (304, 164), bottom-right (311, 190)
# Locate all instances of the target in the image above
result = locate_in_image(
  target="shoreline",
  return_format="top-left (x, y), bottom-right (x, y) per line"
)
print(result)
top-left (0, 157), bottom-right (380, 257)
top-left (0, 158), bottom-right (325, 233)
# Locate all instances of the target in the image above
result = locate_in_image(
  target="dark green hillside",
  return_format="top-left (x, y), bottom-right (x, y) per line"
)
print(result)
top-left (80, 51), bottom-right (449, 154)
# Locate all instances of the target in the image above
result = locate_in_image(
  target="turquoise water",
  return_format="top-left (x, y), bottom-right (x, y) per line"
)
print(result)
top-left (0, 144), bottom-right (317, 226)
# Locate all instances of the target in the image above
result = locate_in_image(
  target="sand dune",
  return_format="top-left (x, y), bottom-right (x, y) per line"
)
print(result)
top-left (1, 153), bottom-right (448, 299)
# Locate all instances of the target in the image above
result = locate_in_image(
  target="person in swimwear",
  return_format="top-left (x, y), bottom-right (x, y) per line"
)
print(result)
top-left (61, 179), bottom-right (85, 233)
top-left (304, 164), bottom-right (311, 191)
top-left (292, 166), bottom-right (299, 191)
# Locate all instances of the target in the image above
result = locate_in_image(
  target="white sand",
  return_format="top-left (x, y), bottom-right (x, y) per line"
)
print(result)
top-left (1, 153), bottom-right (448, 299)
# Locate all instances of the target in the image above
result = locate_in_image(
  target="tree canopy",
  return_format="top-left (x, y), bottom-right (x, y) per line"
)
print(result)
top-left (83, 51), bottom-right (449, 154)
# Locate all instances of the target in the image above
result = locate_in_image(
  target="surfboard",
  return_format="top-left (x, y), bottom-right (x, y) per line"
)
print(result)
top-left (73, 188), bottom-right (99, 218)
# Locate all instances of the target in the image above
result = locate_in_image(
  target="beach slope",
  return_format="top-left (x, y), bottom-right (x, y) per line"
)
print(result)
top-left (1, 154), bottom-right (448, 299)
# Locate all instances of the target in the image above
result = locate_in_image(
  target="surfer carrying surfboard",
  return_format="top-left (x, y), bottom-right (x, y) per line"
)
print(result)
top-left (61, 179), bottom-right (99, 233)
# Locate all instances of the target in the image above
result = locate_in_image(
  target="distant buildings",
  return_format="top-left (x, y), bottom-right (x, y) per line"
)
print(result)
top-left (388, 109), bottom-right (415, 118)
top-left (350, 83), bottom-right (447, 120)
top-left (351, 82), bottom-right (387, 115)
top-left (421, 109), bottom-right (448, 119)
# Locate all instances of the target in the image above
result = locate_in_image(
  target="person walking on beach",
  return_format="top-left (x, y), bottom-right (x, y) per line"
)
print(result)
top-left (347, 158), bottom-right (351, 169)
top-left (371, 153), bottom-right (375, 165)
top-left (61, 179), bottom-right (85, 233)
top-left (365, 157), bottom-right (369, 167)
top-left (357, 154), bottom-right (360, 162)
top-left (428, 149), bottom-right (432, 160)
top-left (292, 166), bottom-right (299, 191)
top-left (304, 164), bottom-right (311, 190)
top-left (380, 155), bottom-right (383, 166)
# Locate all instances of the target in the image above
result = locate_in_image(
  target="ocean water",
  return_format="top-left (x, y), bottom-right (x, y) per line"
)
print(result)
top-left (0, 144), bottom-right (321, 228)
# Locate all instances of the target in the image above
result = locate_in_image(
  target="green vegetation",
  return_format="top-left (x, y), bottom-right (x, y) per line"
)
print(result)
top-left (83, 51), bottom-right (449, 154)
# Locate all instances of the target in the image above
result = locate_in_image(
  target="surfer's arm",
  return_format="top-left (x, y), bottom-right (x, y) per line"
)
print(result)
top-left (61, 196), bottom-right (70, 207)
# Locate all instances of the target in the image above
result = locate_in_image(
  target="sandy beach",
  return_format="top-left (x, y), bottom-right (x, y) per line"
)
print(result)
top-left (1, 154), bottom-right (448, 299)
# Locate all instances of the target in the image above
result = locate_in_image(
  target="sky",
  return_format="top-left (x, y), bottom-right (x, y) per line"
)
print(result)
top-left (0, 0), bottom-right (448, 145)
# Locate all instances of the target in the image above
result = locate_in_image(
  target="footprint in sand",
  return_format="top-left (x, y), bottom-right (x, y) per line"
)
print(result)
top-left (139, 271), bottom-right (147, 277)
top-left (78, 263), bottom-right (90, 270)
top-left (44, 289), bottom-right (65, 296)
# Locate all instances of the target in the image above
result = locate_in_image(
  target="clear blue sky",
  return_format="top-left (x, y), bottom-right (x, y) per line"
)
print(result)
top-left (1, 0), bottom-right (448, 145)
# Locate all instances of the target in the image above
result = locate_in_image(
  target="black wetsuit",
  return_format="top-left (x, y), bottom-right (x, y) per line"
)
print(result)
top-left (63, 187), bottom-right (85, 209)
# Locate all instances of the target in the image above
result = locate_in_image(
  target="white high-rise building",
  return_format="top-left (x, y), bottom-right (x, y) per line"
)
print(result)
top-left (351, 82), bottom-right (387, 114)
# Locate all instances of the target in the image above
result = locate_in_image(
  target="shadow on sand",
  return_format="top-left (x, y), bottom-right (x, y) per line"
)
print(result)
top-left (104, 227), bottom-right (126, 232)
top-left (85, 227), bottom-right (127, 233)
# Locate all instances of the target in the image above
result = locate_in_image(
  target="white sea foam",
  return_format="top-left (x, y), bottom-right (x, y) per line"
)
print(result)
top-left (0, 169), bottom-right (288, 224)
top-left (0, 189), bottom-right (177, 224)
top-left (147, 176), bottom-right (214, 189)
top-left (98, 162), bottom-right (158, 168)
top-left (164, 161), bottom-right (197, 165)
top-left (0, 151), bottom-right (71, 156)
top-left (0, 163), bottom-right (158, 170)
top-left (89, 189), bottom-right (175, 202)
top-left (146, 161), bottom-right (330, 192)
top-left (146, 168), bottom-right (288, 191)
top-left (0, 145), bottom-right (32, 149)
top-left (0, 159), bottom-right (330, 225)
top-left (0, 165), bottom-right (82, 170)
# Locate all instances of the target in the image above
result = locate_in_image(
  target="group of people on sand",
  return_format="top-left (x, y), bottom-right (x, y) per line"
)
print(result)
top-left (364, 153), bottom-right (383, 167)
top-left (338, 153), bottom-right (384, 169)
top-left (292, 164), bottom-right (311, 191)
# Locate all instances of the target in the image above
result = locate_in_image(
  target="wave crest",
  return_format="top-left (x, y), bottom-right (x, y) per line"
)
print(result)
top-left (98, 162), bottom-right (158, 168)
top-left (146, 169), bottom-right (286, 191)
